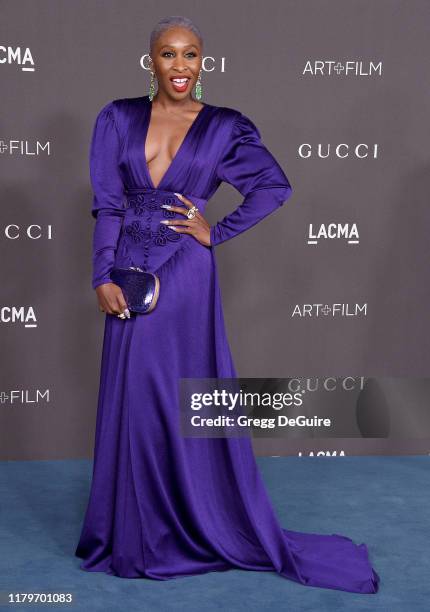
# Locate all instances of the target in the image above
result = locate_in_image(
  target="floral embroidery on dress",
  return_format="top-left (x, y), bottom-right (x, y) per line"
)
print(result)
top-left (125, 219), bottom-right (181, 247)
top-left (151, 224), bottom-right (181, 246)
top-left (161, 196), bottom-right (185, 219)
top-left (131, 203), bottom-right (145, 215)
top-left (162, 208), bottom-right (176, 219)
top-left (124, 192), bottom-right (184, 248)
top-left (128, 194), bottom-right (160, 215)
top-left (125, 220), bottom-right (147, 243)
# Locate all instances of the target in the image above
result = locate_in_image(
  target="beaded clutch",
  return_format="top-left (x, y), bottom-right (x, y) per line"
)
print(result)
top-left (110, 266), bottom-right (160, 314)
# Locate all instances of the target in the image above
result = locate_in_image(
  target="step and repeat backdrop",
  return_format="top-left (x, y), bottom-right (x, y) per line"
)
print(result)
top-left (1, 1), bottom-right (430, 459)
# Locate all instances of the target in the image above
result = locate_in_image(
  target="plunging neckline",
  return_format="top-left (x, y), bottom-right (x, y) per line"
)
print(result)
top-left (143, 97), bottom-right (208, 191)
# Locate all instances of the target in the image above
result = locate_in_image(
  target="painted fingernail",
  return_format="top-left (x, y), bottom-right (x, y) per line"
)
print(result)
top-left (169, 226), bottom-right (177, 230)
top-left (160, 204), bottom-right (172, 209)
top-left (124, 308), bottom-right (131, 318)
top-left (160, 220), bottom-right (169, 224)
top-left (174, 192), bottom-right (183, 199)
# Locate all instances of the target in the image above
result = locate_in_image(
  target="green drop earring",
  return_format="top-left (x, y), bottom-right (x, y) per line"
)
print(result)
top-left (148, 71), bottom-right (156, 101)
top-left (195, 68), bottom-right (203, 101)
top-left (148, 56), bottom-right (156, 101)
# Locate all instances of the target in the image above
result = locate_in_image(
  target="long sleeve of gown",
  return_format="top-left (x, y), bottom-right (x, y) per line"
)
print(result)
top-left (89, 101), bottom-right (126, 289)
top-left (210, 112), bottom-right (293, 247)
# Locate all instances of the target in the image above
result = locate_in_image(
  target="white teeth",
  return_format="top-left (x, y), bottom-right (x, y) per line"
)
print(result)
top-left (172, 78), bottom-right (189, 83)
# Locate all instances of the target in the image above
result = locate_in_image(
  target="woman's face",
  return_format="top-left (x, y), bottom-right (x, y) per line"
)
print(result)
top-left (149, 26), bottom-right (202, 101)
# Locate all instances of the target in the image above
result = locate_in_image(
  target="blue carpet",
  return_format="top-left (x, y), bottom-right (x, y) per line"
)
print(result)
top-left (0, 456), bottom-right (428, 611)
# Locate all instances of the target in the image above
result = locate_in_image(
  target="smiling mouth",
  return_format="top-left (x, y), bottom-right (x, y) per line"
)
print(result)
top-left (170, 77), bottom-right (190, 83)
top-left (170, 77), bottom-right (191, 91)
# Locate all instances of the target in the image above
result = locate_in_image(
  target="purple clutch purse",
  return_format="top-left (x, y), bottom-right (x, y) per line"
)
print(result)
top-left (110, 266), bottom-right (160, 314)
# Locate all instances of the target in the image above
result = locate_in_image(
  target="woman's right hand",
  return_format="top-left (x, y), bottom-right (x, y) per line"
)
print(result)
top-left (96, 283), bottom-right (130, 318)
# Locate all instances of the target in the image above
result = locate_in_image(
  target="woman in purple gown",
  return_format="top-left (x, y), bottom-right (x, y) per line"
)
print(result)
top-left (75, 16), bottom-right (380, 594)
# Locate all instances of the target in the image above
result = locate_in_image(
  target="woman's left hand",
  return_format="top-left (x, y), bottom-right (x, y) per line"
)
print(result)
top-left (159, 193), bottom-right (211, 247)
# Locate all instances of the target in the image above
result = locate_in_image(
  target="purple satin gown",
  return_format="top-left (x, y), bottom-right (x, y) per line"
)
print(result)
top-left (75, 95), bottom-right (380, 594)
